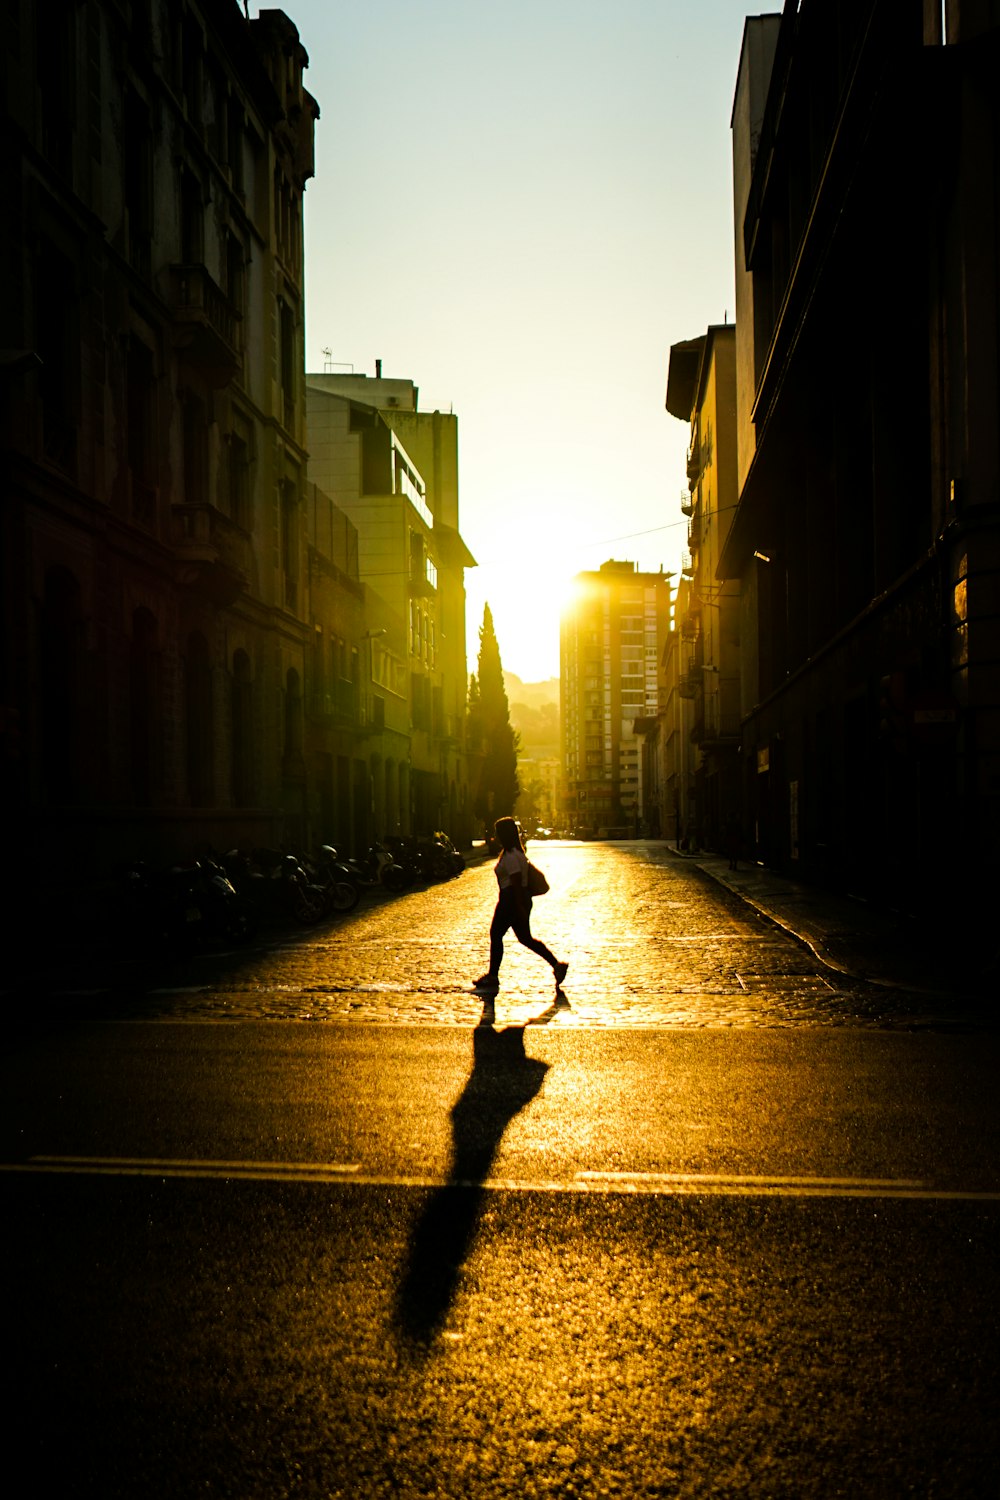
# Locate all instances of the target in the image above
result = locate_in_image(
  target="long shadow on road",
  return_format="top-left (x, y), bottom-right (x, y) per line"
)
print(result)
top-left (394, 999), bottom-right (562, 1353)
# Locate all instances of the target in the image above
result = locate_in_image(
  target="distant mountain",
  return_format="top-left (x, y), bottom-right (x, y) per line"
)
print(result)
top-left (505, 674), bottom-right (560, 758)
top-left (503, 673), bottom-right (559, 711)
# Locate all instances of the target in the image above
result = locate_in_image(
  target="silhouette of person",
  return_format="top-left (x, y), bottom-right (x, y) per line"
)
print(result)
top-left (395, 1019), bottom-right (550, 1349)
top-left (474, 816), bottom-right (567, 992)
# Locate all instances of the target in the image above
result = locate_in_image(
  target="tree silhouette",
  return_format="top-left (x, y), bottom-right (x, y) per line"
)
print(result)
top-left (470, 604), bottom-right (519, 833)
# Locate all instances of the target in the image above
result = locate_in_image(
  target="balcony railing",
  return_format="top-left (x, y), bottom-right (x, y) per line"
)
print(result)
top-left (168, 263), bottom-right (241, 383)
top-left (686, 432), bottom-right (701, 483)
top-left (311, 678), bottom-right (361, 725)
top-left (171, 502), bottom-right (249, 604)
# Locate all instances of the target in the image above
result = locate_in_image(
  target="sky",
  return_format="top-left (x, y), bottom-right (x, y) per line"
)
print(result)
top-left (251, 0), bottom-right (783, 683)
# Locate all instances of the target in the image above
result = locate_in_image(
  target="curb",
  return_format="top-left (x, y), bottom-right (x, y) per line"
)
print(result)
top-left (663, 845), bottom-right (985, 1005)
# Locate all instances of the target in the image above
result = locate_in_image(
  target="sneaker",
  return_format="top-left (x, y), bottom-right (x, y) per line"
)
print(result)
top-left (473, 973), bottom-right (499, 990)
top-left (553, 961), bottom-right (568, 986)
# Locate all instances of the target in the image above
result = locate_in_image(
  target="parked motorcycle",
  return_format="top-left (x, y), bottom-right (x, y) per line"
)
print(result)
top-left (338, 841), bottom-right (411, 894)
top-left (300, 847), bottom-right (360, 913)
top-left (431, 831), bottom-right (466, 876)
top-left (119, 857), bottom-right (258, 952)
top-left (385, 832), bottom-right (463, 883)
top-left (225, 847), bottom-right (333, 927)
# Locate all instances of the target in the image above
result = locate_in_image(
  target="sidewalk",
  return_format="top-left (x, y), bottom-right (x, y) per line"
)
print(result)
top-left (667, 846), bottom-right (995, 1005)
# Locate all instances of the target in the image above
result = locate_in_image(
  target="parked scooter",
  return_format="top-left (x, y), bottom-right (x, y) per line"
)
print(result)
top-left (338, 841), bottom-right (411, 894)
top-left (225, 847), bottom-right (333, 927)
top-left (385, 832), bottom-right (464, 883)
top-left (119, 857), bottom-right (258, 951)
top-left (300, 847), bottom-right (360, 913)
top-left (432, 831), bottom-right (466, 876)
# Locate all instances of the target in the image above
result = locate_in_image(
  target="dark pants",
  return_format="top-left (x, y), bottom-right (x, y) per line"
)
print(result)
top-left (489, 888), bottom-right (558, 974)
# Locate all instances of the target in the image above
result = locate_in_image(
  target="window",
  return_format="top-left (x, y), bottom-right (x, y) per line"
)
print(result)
top-left (181, 390), bottom-right (208, 506)
top-left (227, 414), bottom-right (253, 528)
top-left (284, 668), bottom-right (303, 762)
top-left (126, 337), bottom-right (156, 521)
top-left (228, 98), bottom-right (244, 193)
top-left (36, 0), bottom-right (73, 173)
top-left (36, 240), bottom-right (77, 469)
top-left (180, 168), bottom-right (204, 263)
top-left (412, 674), bottom-right (431, 731)
top-left (123, 89), bottom-right (152, 275)
top-left (279, 297), bottom-right (295, 426)
top-left (225, 231), bottom-right (245, 320)
top-left (280, 478), bottom-right (299, 609)
top-left (231, 650), bottom-right (253, 806)
top-left (130, 608), bottom-right (161, 806)
top-left (182, 14), bottom-right (202, 124)
top-left (39, 567), bottom-right (85, 804)
top-left (184, 632), bottom-right (213, 807)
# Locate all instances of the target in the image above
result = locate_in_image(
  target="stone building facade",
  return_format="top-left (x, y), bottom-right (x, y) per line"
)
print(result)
top-left (720, 1), bottom-right (1000, 928)
top-left (666, 324), bottom-right (741, 852)
top-left (0, 0), bottom-right (320, 872)
top-left (305, 373), bottom-right (477, 847)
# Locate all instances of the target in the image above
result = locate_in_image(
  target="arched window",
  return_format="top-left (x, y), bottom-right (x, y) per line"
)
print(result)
top-left (39, 566), bottom-right (84, 804)
top-left (130, 607), bottom-right (161, 805)
top-left (184, 632), bottom-right (213, 807)
top-left (231, 649), bottom-right (253, 806)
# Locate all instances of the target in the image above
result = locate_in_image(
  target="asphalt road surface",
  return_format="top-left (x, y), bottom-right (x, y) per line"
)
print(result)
top-left (3, 843), bottom-right (997, 1497)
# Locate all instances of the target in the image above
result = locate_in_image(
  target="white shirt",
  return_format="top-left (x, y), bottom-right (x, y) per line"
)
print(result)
top-left (495, 848), bottom-right (528, 891)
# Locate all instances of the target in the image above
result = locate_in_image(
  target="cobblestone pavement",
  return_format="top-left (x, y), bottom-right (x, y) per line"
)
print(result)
top-left (83, 842), bottom-right (982, 1030)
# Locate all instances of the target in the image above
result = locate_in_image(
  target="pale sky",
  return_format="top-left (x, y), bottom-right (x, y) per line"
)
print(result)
top-left (253, 0), bottom-right (783, 682)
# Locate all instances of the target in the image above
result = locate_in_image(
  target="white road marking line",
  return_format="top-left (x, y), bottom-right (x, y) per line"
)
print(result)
top-left (577, 1171), bottom-right (928, 1187)
top-left (0, 1157), bottom-right (997, 1200)
top-left (19, 1155), bottom-right (360, 1178)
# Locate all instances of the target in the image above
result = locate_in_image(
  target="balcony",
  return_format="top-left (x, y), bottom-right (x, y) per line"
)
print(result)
top-left (311, 679), bottom-right (361, 727)
top-left (171, 502), bottom-right (249, 605)
top-left (408, 555), bottom-right (436, 596)
top-left (686, 432), bottom-right (700, 483)
top-left (698, 676), bottom-right (741, 747)
top-left (168, 264), bottom-right (241, 386)
top-left (680, 490), bottom-right (694, 517)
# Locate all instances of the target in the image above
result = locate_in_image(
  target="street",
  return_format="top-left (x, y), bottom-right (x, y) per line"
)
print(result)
top-left (3, 843), bottom-right (998, 1497)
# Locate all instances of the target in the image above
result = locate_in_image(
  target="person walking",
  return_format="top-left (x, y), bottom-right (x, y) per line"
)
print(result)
top-left (474, 817), bottom-right (568, 992)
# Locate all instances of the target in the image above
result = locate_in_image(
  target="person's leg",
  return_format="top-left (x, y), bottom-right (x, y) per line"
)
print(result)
top-left (487, 897), bottom-right (515, 976)
top-left (511, 910), bottom-right (560, 971)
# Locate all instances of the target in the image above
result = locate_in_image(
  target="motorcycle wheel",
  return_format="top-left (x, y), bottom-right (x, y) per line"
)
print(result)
top-left (327, 880), bottom-right (360, 913)
top-left (380, 863), bottom-right (410, 894)
top-left (223, 899), bottom-right (259, 944)
top-left (293, 884), bottom-right (330, 925)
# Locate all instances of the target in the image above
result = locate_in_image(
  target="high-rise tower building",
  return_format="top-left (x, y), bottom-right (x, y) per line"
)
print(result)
top-left (560, 561), bottom-right (672, 835)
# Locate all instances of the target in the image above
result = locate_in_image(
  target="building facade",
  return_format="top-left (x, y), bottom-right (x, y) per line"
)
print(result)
top-left (666, 324), bottom-right (741, 851)
top-left (720, 1), bottom-right (999, 931)
top-left (560, 560), bottom-right (672, 835)
top-left (0, 0), bottom-right (324, 876)
top-left (305, 372), bottom-right (476, 845)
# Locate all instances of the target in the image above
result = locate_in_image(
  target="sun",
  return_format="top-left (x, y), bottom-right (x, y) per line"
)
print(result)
top-left (467, 524), bottom-right (579, 685)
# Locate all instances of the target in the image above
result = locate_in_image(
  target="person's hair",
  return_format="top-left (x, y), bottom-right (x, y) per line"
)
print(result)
top-left (494, 816), bottom-right (522, 852)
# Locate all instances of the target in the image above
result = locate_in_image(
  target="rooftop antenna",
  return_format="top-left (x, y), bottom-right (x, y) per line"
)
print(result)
top-left (322, 347), bottom-right (333, 373)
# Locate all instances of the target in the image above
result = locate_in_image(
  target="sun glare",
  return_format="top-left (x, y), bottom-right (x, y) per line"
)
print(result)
top-left (470, 525), bottom-right (580, 684)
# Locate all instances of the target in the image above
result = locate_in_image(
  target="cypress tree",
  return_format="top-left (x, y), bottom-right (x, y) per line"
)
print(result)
top-left (471, 604), bottom-right (519, 832)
